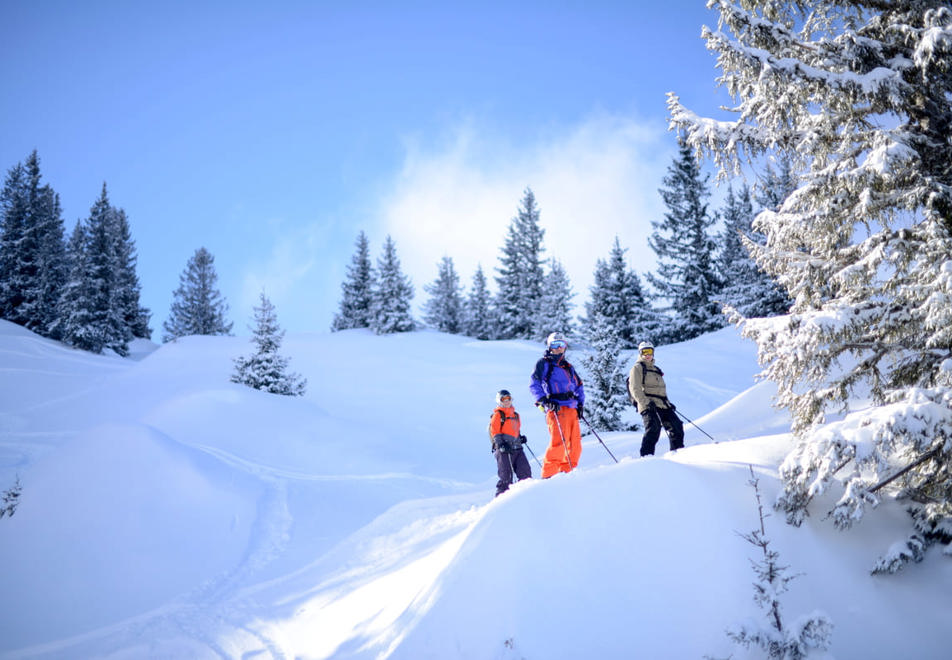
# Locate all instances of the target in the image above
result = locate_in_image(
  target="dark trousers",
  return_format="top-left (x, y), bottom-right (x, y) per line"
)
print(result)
top-left (640, 407), bottom-right (685, 456)
top-left (495, 448), bottom-right (532, 496)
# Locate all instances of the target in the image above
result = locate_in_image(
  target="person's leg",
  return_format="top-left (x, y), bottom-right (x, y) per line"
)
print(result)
top-left (513, 449), bottom-right (532, 480)
top-left (640, 409), bottom-right (661, 456)
top-left (564, 407), bottom-right (582, 471)
top-left (542, 410), bottom-right (571, 477)
top-left (660, 408), bottom-right (685, 451)
top-left (494, 449), bottom-right (514, 496)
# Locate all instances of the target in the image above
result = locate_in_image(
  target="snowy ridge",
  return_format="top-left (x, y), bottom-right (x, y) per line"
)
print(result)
top-left (0, 321), bottom-right (949, 659)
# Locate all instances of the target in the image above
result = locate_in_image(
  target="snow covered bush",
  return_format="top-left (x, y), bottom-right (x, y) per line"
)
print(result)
top-left (669, 0), bottom-right (952, 572)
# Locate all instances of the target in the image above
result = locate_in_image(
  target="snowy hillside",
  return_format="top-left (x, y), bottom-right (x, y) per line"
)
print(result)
top-left (0, 320), bottom-right (949, 659)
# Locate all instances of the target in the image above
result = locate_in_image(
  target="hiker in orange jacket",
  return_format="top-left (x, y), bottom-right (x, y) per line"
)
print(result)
top-left (488, 389), bottom-right (532, 496)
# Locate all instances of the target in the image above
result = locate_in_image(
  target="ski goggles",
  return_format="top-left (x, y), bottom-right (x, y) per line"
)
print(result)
top-left (549, 340), bottom-right (567, 350)
top-left (499, 395), bottom-right (512, 402)
top-left (640, 348), bottom-right (654, 356)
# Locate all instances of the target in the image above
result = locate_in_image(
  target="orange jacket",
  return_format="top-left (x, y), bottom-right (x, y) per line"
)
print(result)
top-left (488, 406), bottom-right (521, 450)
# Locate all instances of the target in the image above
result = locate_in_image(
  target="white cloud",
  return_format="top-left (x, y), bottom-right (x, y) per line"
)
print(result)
top-left (377, 112), bottom-right (674, 312)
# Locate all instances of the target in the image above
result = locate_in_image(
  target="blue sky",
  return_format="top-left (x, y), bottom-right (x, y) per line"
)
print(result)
top-left (1, 1), bottom-right (730, 336)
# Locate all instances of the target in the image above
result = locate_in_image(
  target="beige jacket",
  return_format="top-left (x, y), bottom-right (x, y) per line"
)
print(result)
top-left (628, 358), bottom-right (671, 413)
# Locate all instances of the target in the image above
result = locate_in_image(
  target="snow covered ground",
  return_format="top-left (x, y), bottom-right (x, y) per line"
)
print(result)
top-left (0, 319), bottom-right (949, 659)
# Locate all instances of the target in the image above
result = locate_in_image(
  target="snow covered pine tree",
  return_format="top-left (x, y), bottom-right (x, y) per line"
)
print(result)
top-left (669, 0), bottom-right (952, 572)
top-left (231, 292), bottom-right (306, 396)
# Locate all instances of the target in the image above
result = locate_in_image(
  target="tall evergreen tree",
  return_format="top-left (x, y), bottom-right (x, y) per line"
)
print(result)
top-left (0, 152), bottom-right (67, 336)
top-left (77, 184), bottom-right (131, 355)
top-left (532, 258), bottom-right (575, 340)
top-left (670, 0), bottom-right (952, 571)
top-left (584, 236), bottom-right (658, 348)
top-left (423, 256), bottom-right (463, 333)
top-left (231, 292), bottom-right (306, 396)
top-left (112, 208), bottom-right (151, 339)
top-left (495, 188), bottom-right (546, 339)
top-left (331, 231), bottom-right (374, 331)
top-left (647, 139), bottom-right (725, 342)
top-left (163, 247), bottom-right (233, 341)
top-left (56, 220), bottom-right (100, 352)
top-left (462, 264), bottom-right (494, 340)
top-left (717, 183), bottom-right (790, 318)
top-left (370, 235), bottom-right (415, 334)
top-left (579, 311), bottom-right (629, 432)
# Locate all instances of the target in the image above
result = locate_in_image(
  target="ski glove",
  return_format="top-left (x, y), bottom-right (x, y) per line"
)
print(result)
top-left (497, 440), bottom-right (511, 453)
top-left (519, 434), bottom-right (528, 445)
top-left (577, 404), bottom-right (584, 420)
top-left (538, 397), bottom-right (560, 412)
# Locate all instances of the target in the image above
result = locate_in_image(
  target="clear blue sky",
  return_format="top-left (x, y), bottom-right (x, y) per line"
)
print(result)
top-left (1, 0), bottom-right (729, 336)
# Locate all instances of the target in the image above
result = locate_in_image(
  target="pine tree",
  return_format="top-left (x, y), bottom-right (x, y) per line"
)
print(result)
top-left (56, 220), bottom-right (100, 351)
top-left (75, 184), bottom-right (130, 355)
top-left (422, 256), bottom-right (463, 333)
top-left (331, 231), bottom-right (374, 331)
top-left (725, 466), bottom-right (834, 659)
top-left (163, 247), bottom-right (233, 341)
top-left (579, 312), bottom-right (629, 432)
top-left (0, 152), bottom-right (67, 336)
top-left (584, 236), bottom-right (658, 348)
top-left (463, 264), bottom-right (495, 340)
top-left (495, 188), bottom-right (546, 339)
top-left (370, 235), bottom-right (415, 334)
top-left (717, 183), bottom-right (790, 319)
top-left (532, 258), bottom-right (574, 340)
top-left (112, 208), bottom-right (151, 339)
top-left (231, 292), bottom-right (306, 396)
top-left (669, 0), bottom-right (952, 570)
top-left (647, 139), bottom-right (725, 342)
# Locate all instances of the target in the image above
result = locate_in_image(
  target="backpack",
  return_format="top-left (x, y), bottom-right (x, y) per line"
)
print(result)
top-left (625, 361), bottom-right (665, 409)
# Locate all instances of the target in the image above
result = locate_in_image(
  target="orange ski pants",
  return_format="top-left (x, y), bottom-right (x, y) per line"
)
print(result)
top-left (541, 406), bottom-right (582, 478)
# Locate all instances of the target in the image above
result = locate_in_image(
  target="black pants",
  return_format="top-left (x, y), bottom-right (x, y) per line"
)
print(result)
top-left (640, 407), bottom-right (685, 456)
top-left (495, 448), bottom-right (532, 496)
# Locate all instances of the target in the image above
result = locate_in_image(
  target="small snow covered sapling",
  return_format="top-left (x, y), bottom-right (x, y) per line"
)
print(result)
top-left (725, 466), bottom-right (834, 660)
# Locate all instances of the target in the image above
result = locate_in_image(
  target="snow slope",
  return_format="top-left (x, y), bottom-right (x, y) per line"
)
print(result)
top-left (0, 320), bottom-right (948, 659)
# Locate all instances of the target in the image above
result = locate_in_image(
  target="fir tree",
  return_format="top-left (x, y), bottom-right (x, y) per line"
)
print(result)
top-left (74, 184), bottom-right (130, 355)
top-left (495, 188), bottom-right (546, 339)
top-left (231, 292), bottom-right (306, 396)
top-left (0, 152), bottom-right (67, 336)
top-left (423, 256), bottom-right (463, 333)
top-left (669, 0), bottom-right (952, 570)
top-left (370, 235), bottom-right (415, 334)
top-left (584, 236), bottom-right (658, 348)
top-left (647, 139), bottom-right (725, 342)
top-left (717, 183), bottom-right (790, 319)
top-left (532, 258), bottom-right (575, 340)
top-left (331, 231), bottom-right (374, 331)
top-left (163, 247), bottom-right (233, 341)
top-left (112, 208), bottom-right (151, 339)
top-left (56, 220), bottom-right (100, 351)
top-left (724, 467), bottom-right (834, 659)
top-left (0, 475), bottom-right (21, 520)
top-left (463, 264), bottom-right (495, 340)
top-left (579, 312), bottom-right (629, 432)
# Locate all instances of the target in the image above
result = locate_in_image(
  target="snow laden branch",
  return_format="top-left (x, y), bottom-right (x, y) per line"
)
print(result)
top-left (671, 0), bottom-right (952, 571)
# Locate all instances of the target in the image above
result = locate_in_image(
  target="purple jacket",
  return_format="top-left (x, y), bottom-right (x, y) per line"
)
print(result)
top-left (529, 352), bottom-right (585, 408)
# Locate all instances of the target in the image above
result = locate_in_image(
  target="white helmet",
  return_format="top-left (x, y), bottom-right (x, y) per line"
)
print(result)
top-left (638, 340), bottom-right (654, 351)
top-left (546, 332), bottom-right (568, 349)
top-left (495, 389), bottom-right (513, 405)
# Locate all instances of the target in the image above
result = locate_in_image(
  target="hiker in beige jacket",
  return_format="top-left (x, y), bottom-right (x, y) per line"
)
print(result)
top-left (628, 341), bottom-right (685, 456)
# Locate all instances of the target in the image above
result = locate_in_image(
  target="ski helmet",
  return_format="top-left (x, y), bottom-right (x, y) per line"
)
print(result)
top-left (638, 340), bottom-right (655, 355)
top-left (546, 332), bottom-right (568, 349)
top-left (496, 389), bottom-right (513, 405)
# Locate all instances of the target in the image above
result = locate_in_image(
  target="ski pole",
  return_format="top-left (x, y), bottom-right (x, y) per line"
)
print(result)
top-left (522, 437), bottom-right (543, 469)
top-left (550, 407), bottom-right (574, 470)
top-left (507, 451), bottom-right (517, 487)
top-left (675, 409), bottom-right (717, 443)
top-left (579, 414), bottom-right (619, 463)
